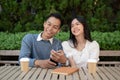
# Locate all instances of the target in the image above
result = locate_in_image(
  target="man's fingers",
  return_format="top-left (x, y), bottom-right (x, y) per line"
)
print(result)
top-left (38, 59), bottom-right (56, 68)
top-left (57, 50), bottom-right (63, 54)
top-left (51, 53), bottom-right (58, 58)
top-left (48, 59), bottom-right (57, 65)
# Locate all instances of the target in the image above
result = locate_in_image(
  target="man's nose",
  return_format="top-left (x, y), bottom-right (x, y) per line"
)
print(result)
top-left (48, 26), bottom-right (53, 30)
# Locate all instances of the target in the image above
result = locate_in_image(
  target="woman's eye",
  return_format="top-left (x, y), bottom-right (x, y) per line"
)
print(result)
top-left (76, 23), bottom-right (80, 25)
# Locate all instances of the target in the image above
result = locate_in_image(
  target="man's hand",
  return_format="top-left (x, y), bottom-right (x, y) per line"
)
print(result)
top-left (34, 59), bottom-right (56, 68)
top-left (50, 50), bottom-right (67, 64)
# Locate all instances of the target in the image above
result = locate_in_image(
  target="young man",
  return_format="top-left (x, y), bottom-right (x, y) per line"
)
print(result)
top-left (19, 13), bottom-right (67, 68)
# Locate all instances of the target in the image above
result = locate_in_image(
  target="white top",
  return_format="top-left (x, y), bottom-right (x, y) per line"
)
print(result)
top-left (62, 40), bottom-right (100, 67)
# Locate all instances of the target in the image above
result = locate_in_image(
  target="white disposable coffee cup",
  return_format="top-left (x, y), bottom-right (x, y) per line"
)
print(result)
top-left (87, 59), bottom-right (97, 74)
top-left (20, 58), bottom-right (29, 72)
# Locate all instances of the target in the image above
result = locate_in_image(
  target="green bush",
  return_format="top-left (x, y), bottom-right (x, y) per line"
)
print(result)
top-left (0, 0), bottom-right (120, 32)
top-left (0, 31), bottom-right (120, 50)
top-left (91, 31), bottom-right (120, 50)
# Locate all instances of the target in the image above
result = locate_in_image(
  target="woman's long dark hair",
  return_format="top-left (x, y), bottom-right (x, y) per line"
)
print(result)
top-left (69, 16), bottom-right (92, 48)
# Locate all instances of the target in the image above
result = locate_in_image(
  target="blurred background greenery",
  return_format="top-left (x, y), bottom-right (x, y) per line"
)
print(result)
top-left (0, 0), bottom-right (120, 32)
top-left (0, 0), bottom-right (120, 50)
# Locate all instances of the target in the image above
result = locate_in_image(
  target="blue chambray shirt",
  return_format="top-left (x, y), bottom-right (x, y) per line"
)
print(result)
top-left (19, 32), bottom-right (63, 67)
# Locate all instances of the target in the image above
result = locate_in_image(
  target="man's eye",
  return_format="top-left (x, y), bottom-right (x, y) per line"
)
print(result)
top-left (53, 26), bottom-right (58, 29)
top-left (47, 23), bottom-right (51, 26)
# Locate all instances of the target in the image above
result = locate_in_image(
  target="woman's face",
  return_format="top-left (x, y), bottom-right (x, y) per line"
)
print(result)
top-left (71, 18), bottom-right (84, 36)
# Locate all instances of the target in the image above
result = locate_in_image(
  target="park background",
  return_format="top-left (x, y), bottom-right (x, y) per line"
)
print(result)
top-left (0, 0), bottom-right (120, 50)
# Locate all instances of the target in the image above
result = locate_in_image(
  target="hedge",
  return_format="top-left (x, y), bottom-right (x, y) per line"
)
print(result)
top-left (0, 31), bottom-right (120, 50)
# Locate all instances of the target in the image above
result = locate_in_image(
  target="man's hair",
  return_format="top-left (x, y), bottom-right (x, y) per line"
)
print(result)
top-left (45, 13), bottom-right (63, 27)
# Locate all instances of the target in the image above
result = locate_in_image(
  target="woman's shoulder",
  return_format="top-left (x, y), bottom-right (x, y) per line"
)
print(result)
top-left (62, 40), bottom-right (72, 46)
top-left (62, 40), bottom-right (73, 48)
top-left (62, 40), bottom-right (69, 44)
top-left (87, 40), bottom-right (99, 48)
top-left (62, 40), bottom-right (69, 46)
top-left (92, 41), bottom-right (99, 46)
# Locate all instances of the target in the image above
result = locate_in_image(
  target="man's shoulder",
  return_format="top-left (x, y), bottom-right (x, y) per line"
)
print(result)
top-left (23, 34), bottom-right (38, 40)
top-left (53, 38), bottom-right (61, 42)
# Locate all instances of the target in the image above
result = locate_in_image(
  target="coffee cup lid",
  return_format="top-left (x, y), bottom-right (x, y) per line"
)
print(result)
top-left (20, 58), bottom-right (29, 61)
top-left (87, 59), bottom-right (97, 63)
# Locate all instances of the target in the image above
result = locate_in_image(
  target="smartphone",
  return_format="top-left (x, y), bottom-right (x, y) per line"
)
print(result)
top-left (50, 49), bottom-right (58, 66)
top-left (50, 58), bottom-right (58, 66)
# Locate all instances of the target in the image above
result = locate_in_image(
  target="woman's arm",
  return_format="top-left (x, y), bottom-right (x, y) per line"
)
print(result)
top-left (68, 56), bottom-right (77, 68)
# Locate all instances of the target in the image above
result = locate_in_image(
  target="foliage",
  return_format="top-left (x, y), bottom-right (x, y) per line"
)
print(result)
top-left (0, 0), bottom-right (120, 32)
top-left (0, 31), bottom-right (39, 50)
top-left (91, 31), bottom-right (120, 50)
top-left (0, 31), bottom-right (120, 50)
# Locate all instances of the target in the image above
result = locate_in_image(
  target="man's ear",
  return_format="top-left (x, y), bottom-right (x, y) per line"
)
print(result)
top-left (43, 21), bottom-right (46, 27)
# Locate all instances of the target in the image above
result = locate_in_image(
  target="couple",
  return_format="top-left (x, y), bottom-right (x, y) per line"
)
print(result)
top-left (19, 13), bottom-right (99, 68)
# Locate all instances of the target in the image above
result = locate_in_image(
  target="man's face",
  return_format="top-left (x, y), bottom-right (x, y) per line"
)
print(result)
top-left (43, 17), bottom-right (61, 39)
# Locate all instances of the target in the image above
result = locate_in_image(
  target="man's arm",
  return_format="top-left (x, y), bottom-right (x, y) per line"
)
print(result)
top-left (19, 34), bottom-right (35, 67)
top-left (50, 50), bottom-right (68, 65)
top-left (34, 59), bottom-right (56, 68)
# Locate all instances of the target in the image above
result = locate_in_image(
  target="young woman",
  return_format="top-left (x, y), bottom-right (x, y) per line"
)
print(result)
top-left (62, 16), bottom-right (99, 68)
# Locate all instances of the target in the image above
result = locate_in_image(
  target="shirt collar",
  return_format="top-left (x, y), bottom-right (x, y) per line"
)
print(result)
top-left (37, 32), bottom-right (53, 44)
